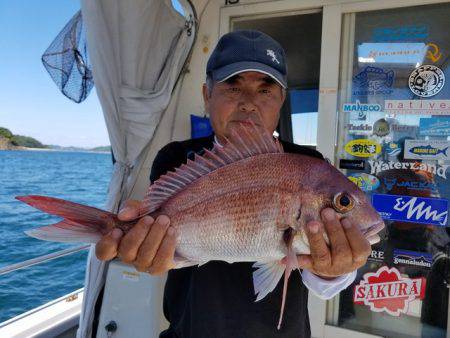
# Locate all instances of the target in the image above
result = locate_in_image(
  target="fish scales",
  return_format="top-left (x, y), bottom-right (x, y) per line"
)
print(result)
top-left (161, 153), bottom-right (311, 215)
top-left (170, 187), bottom-right (295, 263)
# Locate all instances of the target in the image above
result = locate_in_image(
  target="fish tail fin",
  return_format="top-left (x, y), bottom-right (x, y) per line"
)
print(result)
top-left (16, 195), bottom-right (117, 243)
top-left (441, 147), bottom-right (449, 155)
top-left (25, 219), bottom-right (103, 243)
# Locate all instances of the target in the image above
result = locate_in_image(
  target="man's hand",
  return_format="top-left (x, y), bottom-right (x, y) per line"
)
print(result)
top-left (297, 208), bottom-right (372, 279)
top-left (95, 199), bottom-right (178, 275)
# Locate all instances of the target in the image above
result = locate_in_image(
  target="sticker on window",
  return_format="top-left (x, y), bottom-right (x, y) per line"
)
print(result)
top-left (419, 117), bottom-right (450, 136)
top-left (393, 249), bottom-right (432, 268)
top-left (342, 100), bottom-right (382, 121)
top-left (368, 160), bottom-right (449, 179)
top-left (345, 139), bottom-right (381, 157)
top-left (408, 65), bottom-right (445, 97)
top-left (353, 266), bottom-right (426, 316)
top-left (348, 173), bottom-right (380, 192)
top-left (372, 193), bottom-right (448, 226)
top-left (353, 66), bottom-right (394, 95)
top-left (385, 100), bottom-right (450, 115)
top-left (404, 139), bottom-right (450, 160)
top-left (339, 159), bottom-right (366, 170)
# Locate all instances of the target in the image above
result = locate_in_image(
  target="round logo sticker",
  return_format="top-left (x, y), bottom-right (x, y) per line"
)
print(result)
top-left (373, 119), bottom-right (390, 137)
top-left (408, 65), bottom-right (445, 97)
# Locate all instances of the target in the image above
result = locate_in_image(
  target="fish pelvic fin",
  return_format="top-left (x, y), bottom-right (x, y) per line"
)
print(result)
top-left (277, 241), bottom-right (299, 330)
top-left (16, 195), bottom-right (117, 242)
top-left (252, 261), bottom-right (285, 303)
top-left (139, 121), bottom-right (284, 216)
top-left (252, 228), bottom-right (299, 330)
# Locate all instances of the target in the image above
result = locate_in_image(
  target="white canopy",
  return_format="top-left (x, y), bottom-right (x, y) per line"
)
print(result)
top-left (77, 0), bottom-right (196, 336)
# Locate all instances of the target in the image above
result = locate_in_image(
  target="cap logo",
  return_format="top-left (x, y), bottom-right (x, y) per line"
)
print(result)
top-left (266, 49), bottom-right (280, 64)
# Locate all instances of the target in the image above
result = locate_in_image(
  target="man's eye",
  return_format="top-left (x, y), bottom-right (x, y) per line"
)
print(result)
top-left (259, 89), bottom-right (271, 94)
top-left (227, 87), bottom-right (240, 93)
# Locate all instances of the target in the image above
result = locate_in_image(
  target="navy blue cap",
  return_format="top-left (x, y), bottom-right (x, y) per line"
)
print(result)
top-left (206, 30), bottom-right (287, 88)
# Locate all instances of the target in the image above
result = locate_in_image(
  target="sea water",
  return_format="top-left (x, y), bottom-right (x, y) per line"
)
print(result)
top-left (0, 150), bottom-right (113, 323)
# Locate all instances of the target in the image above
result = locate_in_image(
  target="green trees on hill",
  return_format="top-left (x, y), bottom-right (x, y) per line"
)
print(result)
top-left (0, 126), bottom-right (110, 151)
top-left (0, 127), bottom-right (46, 148)
top-left (0, 127), bottom-right (13, 139)
top-left (11, 135), bottom-right (46, 148)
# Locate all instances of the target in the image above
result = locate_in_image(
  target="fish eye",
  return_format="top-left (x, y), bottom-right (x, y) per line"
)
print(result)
top-left (332, 192), bottom-right (355, 213)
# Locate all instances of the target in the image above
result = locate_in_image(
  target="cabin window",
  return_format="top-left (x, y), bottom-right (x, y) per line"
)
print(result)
top-left (331, 3), bottom-right (450, 338)
top-left (233, 11), bottom-right (323, 148)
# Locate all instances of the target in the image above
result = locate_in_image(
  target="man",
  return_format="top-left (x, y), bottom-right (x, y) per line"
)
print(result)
top-left (95, 30), bottom-right (371, 337)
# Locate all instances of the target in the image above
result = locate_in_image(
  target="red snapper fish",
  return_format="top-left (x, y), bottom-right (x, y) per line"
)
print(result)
top-left (16, 123), bottom-right (384, 329)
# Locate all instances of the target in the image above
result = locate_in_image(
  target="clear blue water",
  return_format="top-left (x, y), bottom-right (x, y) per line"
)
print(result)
top-left (0, 150), bottom-right (112, 323)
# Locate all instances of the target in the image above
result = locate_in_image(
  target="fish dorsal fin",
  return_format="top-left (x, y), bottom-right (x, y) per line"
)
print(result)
top-left (139, 122), bottom-right (284, 216)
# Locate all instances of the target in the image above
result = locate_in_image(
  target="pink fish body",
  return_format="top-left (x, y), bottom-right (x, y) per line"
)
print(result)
top-left (17, 123), bottom-right (384, 329)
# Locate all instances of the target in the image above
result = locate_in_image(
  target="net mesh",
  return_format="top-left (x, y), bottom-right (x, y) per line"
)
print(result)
top-left (42, 11), bottom-right (94, 103)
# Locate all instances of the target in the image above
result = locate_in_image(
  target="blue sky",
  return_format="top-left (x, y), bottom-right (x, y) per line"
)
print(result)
top-left (0, 1), bottom-right (108, 148)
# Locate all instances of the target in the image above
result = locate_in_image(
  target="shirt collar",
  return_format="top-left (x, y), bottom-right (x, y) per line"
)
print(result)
top-left (213, 135), bottom-right (223, 148)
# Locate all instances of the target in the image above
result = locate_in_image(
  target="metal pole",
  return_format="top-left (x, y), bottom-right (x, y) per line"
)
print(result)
top-left (0, 244), bottom-right (90, 276)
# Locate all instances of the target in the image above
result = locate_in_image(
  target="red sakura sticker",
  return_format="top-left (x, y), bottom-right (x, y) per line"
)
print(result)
top-left (353, 266), bottom-right (426, 316)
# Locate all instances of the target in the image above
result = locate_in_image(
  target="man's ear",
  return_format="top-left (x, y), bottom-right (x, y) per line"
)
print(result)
top-left (280, 88), bottom-right (287, 103)
top-left (202, 83), bottom-right (210, 112)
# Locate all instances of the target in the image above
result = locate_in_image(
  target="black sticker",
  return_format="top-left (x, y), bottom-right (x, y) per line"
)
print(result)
top-left (339, 159), bottom-right (366, 170)
top-left (368, 249), bottom-right (385, 263)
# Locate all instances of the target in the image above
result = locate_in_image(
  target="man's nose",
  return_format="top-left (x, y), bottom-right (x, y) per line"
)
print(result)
top-left (238, 91), bottom-right (258, 112)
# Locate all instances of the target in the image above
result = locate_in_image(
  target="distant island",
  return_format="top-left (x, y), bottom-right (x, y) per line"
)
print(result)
top-left (0, 127), bottom-right (111, 153)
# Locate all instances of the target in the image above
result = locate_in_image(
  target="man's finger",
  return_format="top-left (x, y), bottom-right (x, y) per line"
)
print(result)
top-left (321, 209), bottom-right (351, 262)
top-left (135, 215), bottom-right (171, 269)
top-left (305, 220), bottom-right (331, 270)
top-left (367, 234), bottom-right (381, 245)
top-left (296, 254), bottom-right (313, 270)
top-left (95, 228), bottom-right (123, 261)
top-left (118, 216), bottom-right (153, 263)
top-left (118, 199), bottom-right (142, 221)
top-left (147, 226), bottom-right (177, 275)
top-left (341, 218), bottom-right (371, 266)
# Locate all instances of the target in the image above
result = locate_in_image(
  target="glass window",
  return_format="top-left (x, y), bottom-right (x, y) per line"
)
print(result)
top-left (291, 89), bottom-right (319, 145)
top-left (331, 3), bottom-right (450, 338)
top-left (233, 11), bottom-right (322, 146)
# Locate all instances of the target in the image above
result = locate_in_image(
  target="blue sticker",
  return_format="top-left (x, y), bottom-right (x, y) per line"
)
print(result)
top-left (419, 117), bottom-right (450, 136)
top-left (393, 249), bottom-right (432, 268)
top-left (382, 177), bottom-right (437, 193)
top-left (353, 66), bottom-right (394, 96)
top-left (384, 142), bottom-right (402, 156)
top-left (372, 25), bottom-right (428, 42)
top-left (372, 194), bottom-right (448, 226)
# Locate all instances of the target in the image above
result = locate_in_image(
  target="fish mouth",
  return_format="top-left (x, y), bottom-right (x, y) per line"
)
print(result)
top-left (363, 221), bottom-right (385, 238)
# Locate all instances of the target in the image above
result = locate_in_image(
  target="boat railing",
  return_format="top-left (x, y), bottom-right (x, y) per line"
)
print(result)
top-left (0, 244), bottom-right (90, 276)
top-left (0, 244), bottom-right (90, 336)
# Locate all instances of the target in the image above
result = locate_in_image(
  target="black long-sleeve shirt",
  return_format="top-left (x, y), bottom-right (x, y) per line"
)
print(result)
top-left (93, 134), bottom-right (324, 338)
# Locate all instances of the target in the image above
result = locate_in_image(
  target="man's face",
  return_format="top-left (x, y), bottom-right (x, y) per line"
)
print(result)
top-left (202, 71), bottom-right (286, 140)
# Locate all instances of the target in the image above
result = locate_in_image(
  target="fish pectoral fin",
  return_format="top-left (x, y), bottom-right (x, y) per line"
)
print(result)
top-left (173, 256), bottom-right (203, 269)
top-left (252, 261), bottom-right (285, 302)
